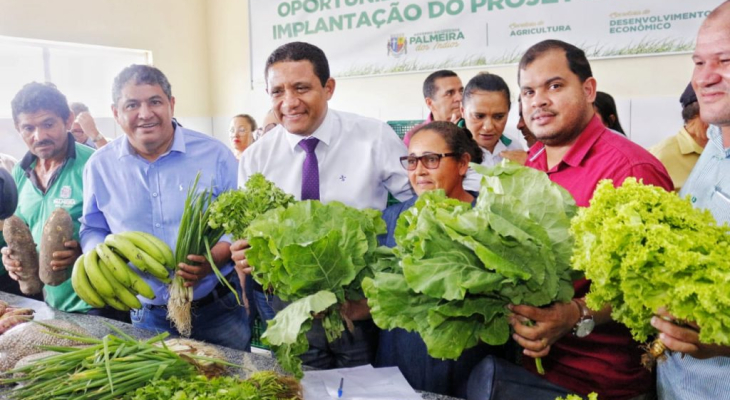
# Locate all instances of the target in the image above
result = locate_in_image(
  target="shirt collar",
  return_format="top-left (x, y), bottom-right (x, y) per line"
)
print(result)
top-left (483, 140), bottom-right (508, 157)
top-left (284, 109), bottom-right (333, 150)
top-left (677, 127), bottom-right (704, 155)
top-left (526, 115), bottom-right (606, 170)
top-left (707, 125), bottom-right (730, 158)
top-left (559, 115), bottom-right (606, 168)
top-left (118, 122), bottom-right (184, 160)
top-left (500, 135), bottom-right (512, 146)
top-left (19, 132), bottom-right (77, 171)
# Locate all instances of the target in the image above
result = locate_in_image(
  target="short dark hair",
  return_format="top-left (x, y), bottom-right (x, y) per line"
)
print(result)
top-left (112, 64), bottom-right (172, 105)
top-left (69, 102), bottom-right (89, 116)
top-left (463, 72), bottom-right (511, 110)
top-left (682, 102), bottom-right (701, 123)
top-left (423, 70), bottom-right (459, 99)
top-left (593, 91), bottom-right (625, 134)
top-left (411, 121), bottom-right (483, 165)
top-left (518, 40), bottom-right (593, 84)
top-left (265, 42), bottom-right (330, 87)
top-left (232, 114), bottom-right (258, 131)
top-left (11, 82), bottom-right (71, 125)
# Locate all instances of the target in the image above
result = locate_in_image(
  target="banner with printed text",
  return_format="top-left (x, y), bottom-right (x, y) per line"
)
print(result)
top-left (249, 0), bottom-right (718, 84)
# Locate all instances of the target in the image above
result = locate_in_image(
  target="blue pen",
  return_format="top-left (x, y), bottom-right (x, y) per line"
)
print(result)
top-left (338, 377), bottom-right (344, 398)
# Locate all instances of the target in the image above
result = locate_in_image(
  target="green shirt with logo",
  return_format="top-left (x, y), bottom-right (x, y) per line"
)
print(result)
top-left (12, 137), bottom-right (94, 313)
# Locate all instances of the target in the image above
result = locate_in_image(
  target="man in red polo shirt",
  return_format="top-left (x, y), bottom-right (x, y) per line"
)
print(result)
top-left (509, 40), bottom-right (673, 399)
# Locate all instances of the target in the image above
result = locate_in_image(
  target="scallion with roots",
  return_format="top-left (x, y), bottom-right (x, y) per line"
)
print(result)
top-left (168, 172), bottom-right (240, 337)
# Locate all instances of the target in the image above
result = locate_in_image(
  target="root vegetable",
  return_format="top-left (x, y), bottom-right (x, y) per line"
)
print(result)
top-left (0, 315), bottom-right (32, 334)
top-left (2, 216), bottom-right (41, 294)
top-left (39, 208), bottom-right (74, 286)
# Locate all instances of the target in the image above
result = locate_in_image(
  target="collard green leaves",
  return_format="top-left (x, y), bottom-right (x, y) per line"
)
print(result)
top-left (571, 178), bottom-right (730, 345)
top-left (246, 200), bottom-right (386, 377)
top-left (364, 162), bottom-right (577, 360)
top-left (262, 290), bottom-right (338, 378)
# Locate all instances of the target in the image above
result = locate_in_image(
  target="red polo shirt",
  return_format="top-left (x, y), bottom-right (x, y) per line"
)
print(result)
top-left (525, 115), bottom-right (672, 399)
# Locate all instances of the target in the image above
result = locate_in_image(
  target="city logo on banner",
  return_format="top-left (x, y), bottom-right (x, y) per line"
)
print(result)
top-left (387, 34), bottom-right (407, 57)
top-left (410, 29), bottom-right (465, 52)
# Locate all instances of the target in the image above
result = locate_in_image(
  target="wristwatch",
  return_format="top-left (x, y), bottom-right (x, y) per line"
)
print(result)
top-left (572, 298), bottom-right (595, 338)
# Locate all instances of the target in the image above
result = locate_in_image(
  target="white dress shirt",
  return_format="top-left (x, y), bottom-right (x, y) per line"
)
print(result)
top-left (239, 108), bottom-right (413, 211)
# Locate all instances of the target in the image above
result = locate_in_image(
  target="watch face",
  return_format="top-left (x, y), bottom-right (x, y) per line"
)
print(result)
top-left (575, 319), bottom-right (595, 338)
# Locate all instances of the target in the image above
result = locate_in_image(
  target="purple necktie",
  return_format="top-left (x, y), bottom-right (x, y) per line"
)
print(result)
top-left (298, 138), bottom-right (320, 200)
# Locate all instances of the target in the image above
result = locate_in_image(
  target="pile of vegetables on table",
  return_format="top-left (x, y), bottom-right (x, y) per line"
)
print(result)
top-left (0, 300), bottom-right (34, 335)
top-left (245, 199), bottom-right (387, 378)
top-left (571, 178), bottom-right (730, 366)
top-left (363, 162), bottom-right (578, 366)
top-left (0, 321), bottom-right (300, 400)
top-left (128, 372), bottom-right (301, 400)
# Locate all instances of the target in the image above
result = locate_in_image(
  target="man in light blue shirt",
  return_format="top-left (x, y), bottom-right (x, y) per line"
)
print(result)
top-left (653, 3), bottom-right (730, 398)
top-left (80, 64), bottom-right (250, 350)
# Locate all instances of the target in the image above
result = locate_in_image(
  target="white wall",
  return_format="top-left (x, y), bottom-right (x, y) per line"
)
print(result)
top-left (0, 0), bottom-right (698, 159)
top-left (0, 0), bottom-right (214, 159)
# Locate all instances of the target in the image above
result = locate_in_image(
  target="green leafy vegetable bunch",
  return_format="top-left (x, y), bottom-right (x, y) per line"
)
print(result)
top-left (363, 162), bottom-right (578, 360)
top-left (555, 393), bottom-right (599, 400)
top-left (571, 178), bottom-right (730, 345)
top-left (208, 173), bottom-right (296, 241)
top-left (127, 372), bottom-right (301, 400)
top-left (245, 200), bottom-right (386, 377)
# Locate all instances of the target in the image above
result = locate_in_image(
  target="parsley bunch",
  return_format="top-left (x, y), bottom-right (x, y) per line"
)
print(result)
top-left (208, 173), bottom-right (296, 241)
top-left (127, 372), bottom-right (301, 400)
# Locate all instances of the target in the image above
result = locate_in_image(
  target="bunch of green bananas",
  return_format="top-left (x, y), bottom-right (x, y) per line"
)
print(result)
top-left (71, 231), bottom-right (175, 311)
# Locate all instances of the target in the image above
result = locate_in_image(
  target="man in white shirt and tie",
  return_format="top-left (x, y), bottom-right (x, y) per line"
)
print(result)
top-left (234, 41), bottom-right (412, 368)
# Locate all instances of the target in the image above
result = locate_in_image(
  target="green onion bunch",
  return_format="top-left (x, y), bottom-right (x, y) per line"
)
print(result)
top-left (168, 172), bottom-right (239, 336)
top-left (0, 323), bottom-right (235, 400)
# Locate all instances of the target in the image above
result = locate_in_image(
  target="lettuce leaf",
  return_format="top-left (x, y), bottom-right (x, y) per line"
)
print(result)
top-left (261, 290), bottom-right (338, 378)
top-left (365, 162), bottom-right (577, 360)
top-left (571, 178), bottom-right (730, 345)
top-left (246, 200), bottom-right (386, 376)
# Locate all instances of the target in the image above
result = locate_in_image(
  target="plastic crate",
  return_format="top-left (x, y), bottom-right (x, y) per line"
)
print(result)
top-left (387, 120), bottom-right (423, 140)
top-left (251, 315), bottom-right (269, 350)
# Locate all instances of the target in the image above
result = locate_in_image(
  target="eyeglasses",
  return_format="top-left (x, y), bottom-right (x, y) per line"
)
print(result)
top-left (399, 153), bottom-right (458, 171)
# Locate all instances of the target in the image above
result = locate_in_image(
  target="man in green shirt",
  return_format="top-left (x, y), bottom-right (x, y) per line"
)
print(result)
top-left (0, 82), bottom-right (92, 313)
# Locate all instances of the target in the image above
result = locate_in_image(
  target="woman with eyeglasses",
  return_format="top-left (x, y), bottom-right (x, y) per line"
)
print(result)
top-left (374, 121), bottom-right (505, 398)
top-left (229, 114), bottom-right (256, 159)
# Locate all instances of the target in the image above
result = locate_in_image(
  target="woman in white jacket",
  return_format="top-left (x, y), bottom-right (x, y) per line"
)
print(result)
top-left (461, 73), bottom-right (523, 167)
